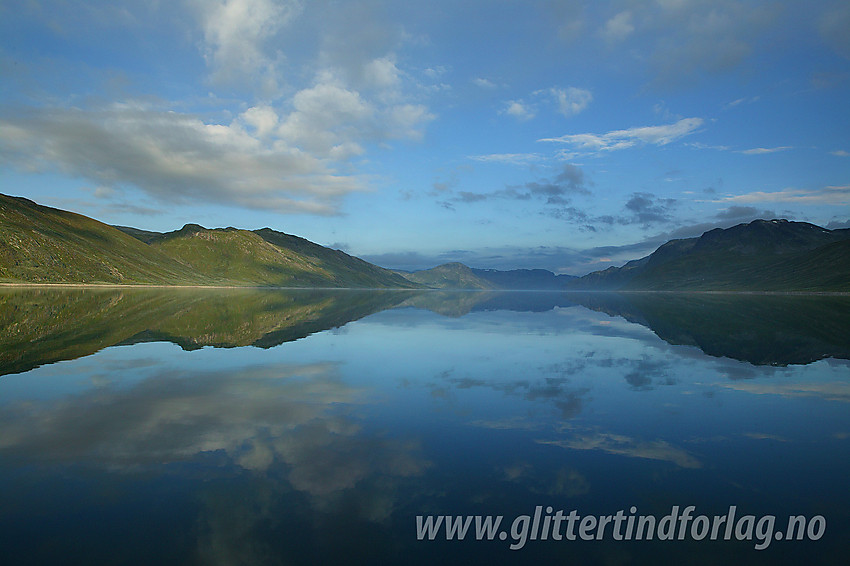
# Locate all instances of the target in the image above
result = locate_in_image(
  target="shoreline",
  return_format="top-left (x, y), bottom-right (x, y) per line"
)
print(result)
top-left (0, 282), bottom-right (847, 295)
top-left (0, 282), bottom-right (421, 291)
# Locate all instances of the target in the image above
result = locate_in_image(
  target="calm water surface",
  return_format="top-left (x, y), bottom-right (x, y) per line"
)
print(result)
top-left (0, 289), bottom-right (848, 565)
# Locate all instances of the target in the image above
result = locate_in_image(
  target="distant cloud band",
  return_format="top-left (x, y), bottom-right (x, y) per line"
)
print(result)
top-left (539, 117), bottom-right (703, 153)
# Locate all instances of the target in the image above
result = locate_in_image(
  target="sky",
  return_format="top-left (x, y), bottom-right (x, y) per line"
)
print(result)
top-left (1, 0), bottom-right (849, 275)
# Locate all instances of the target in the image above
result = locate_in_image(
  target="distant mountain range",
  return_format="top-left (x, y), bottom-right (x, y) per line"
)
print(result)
top-left (0, 193), bottom-right (418, 288)
top-left (567, 219), bottom-right (850, 292)
top-left (395, 262), bottom-right (576, 290)
top-left (397, 219), bottom-right (850, 292)
top-left (2, 193), bottom-right (848, 291)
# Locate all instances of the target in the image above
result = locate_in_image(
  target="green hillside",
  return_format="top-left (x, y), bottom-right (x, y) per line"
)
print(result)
top-left (133, 224), bottom-right (419, 288)
top-left (147, 224), bottom-right (339, 286)
top-left (0, 193), bottom-right (420, 288)
top-left (252, 228), bottom-right (417, 288)
top-left (0, 194), bottom-right (208, 284)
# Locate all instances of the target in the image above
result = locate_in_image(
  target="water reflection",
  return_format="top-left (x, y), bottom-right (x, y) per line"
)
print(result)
top-left (0, 345), bottom-right (432, 564)
top-left (1, 357), bottom-right (428, 482)
top-left (3, 289), bottom-right (849, 377)
top-left (1, 289), bottom-right (848, 564)
top-left (0, 287), bottom-right (414, 376)
top-left (566, 292), bottom-right (850, 366)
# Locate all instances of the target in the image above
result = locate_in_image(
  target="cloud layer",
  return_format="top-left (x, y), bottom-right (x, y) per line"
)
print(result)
top-left (0, 0), bottom-right (434, 215)
top-left (540, 117), bottom-right (703, 153)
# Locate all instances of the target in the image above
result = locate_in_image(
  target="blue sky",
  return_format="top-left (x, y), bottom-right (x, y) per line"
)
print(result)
top-left (1, 0), bottom-right (848, 274)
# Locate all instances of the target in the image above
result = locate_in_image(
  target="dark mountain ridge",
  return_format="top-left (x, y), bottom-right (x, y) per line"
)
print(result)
top-left (568, 219), bottom-right (850, 292)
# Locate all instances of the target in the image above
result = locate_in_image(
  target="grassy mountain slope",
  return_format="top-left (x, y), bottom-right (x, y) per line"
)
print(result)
top-left (0, 193), bottom-right (420, 288)
top-left (570, 219), bottom-right (850, 292)
top-left (148, 224), bottom-right (338, 286)
top-left (116, 224), bottom-right (420, 288)
top-left (0, 194), bottom-right (206, 284)
top-left (252, 228), bottom-right (417, 288)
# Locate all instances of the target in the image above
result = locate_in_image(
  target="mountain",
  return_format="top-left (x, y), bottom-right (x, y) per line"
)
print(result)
top-left (0, 194), bottom-right (207, 285)
top-left (117, 223), bottom-right (418, 288)
top-left (394, 262), bottom-right (497, 289)
top-left (569, 219), bottom-right (850, 292)
top-left (252, 227), bottom-right (413, 288)
top-left (0, 193), bottom-right (420, 288)
top-left (471, 267), bottom-right (576, 289)
top-left (396, 263), bottom-right (576, 290)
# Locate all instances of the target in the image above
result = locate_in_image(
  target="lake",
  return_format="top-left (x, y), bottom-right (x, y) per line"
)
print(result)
top-left (1, 288), bottom-right (848, 565)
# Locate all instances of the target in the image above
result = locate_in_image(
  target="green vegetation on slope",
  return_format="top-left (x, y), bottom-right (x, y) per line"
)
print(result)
top-left (0, 194), bottom-right (208, 284)
top-left (0, 193), bottom-right (421, 288)
top-left (252, 227), bottom-right (417, 288)
top-left (148, 225), bottom-right (337, 286)
top-left (137, 224), bottom-right (419, 288)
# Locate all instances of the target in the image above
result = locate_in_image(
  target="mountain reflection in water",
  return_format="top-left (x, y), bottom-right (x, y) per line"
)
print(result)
top-left (2, 288), bottom-right (849, 376)
top-left (1, 288), bottom-right (848, 564)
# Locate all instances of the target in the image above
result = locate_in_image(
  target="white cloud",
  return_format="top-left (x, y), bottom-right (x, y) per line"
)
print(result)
top-left (549, 87), bottom-right (593, 117)
top-left (600, 10), bottom-right (634, 43)
top-left (194, 0), bottom-right (301, 94)
top-left (277, 77), bottom-right (374, 156)
top-left (831, 150), bottom-right (850, 157)
top-left (388, 104), bottom-right (435, 141)
top-left (507, 86), bottom-right (592, 121)
top-left (540, 117), bottom-right (704, 152)
top-left (0, 37), bottom-right (435, 216)
top-left (717, 185), bottom-right (850, 205)
top-left (240, 105), bottom-right (279, 138)
top-left (468, 153), bottom-right (543, 165)
top-left (423, 66), bottom-right (448, 79)
top-left (503, 100), bottom-right (535, 121)
top-left (0, 31), bottom-right (436, 220)
top-left (472, 77), bottom-right (497, 89)
top-left (362, 56), bottom-right (402, 94)
top-left (724, 96), bottom-right (760, 109)
top-left (738, 146), bottom-right (792, 155)
top-left (688, 141), bottom-right (732, 151)
top-left (0, 102), bottom-right (363, 214)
